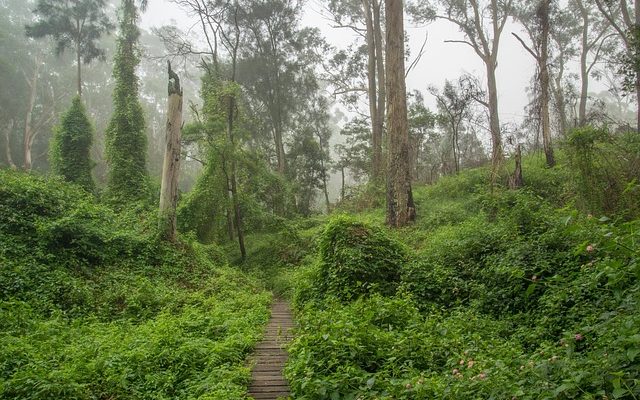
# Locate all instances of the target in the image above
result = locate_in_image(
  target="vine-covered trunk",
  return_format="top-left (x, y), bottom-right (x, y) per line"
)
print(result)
top-left (385, 0), bottom-right (415, 227)
top-left (159, 62), bottom-right (182, 241)
top-left (228, 97), bottom-right (245, 260)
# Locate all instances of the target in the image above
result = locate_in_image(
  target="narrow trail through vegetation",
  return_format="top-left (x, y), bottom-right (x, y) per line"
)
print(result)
top-left (248, 300), bottom-right (294, 400)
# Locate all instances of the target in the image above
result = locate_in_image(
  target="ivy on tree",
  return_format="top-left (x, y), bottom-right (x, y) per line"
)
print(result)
top-left (105, 0), bottom-right (149, 205)
top-left (50, 96), bottom-right (95, 192)
top-left (25, 0), bottom-right (113, 97)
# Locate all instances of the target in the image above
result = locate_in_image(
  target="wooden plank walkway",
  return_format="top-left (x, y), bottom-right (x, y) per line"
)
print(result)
top-left (247, 300), bottom-right (294, 400)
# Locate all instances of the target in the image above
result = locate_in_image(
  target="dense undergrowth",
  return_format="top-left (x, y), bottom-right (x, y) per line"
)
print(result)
top-left (250, 135), bottom-right (640, 399)
top-left (0, 170), bottom-right (271, 399)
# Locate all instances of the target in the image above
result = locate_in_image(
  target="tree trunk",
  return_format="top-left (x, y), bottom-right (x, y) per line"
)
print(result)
top-left (76, 38), bottom-right (82, 97)
top-left (578, 1), bottom-right (589, 126)
top-left (159, 62), bottom-right (183, 241)
top-left (340, 166), bottom-right (345, 202)
top-left (636, 0), bottom-right (640, 132)
top-left (385, 0), bottom-right (415, 227)
top-left (23, 56), bottom-right (40, 172)
top-left (363, 0), bottom-right (381, 181)
top-left (486, 58), bottom-right (503, 171)
top-left (4, 120), bottom-right (16, 169)
top-left (551, 69), bottom-right (568, 135)
top-left (373, 0), bottom-right (385, 180)
top-left (316, 131), bottom-right (331, 213)
top-left (226, 205), bottom-right (235, 241)
top-left (228, 93), bottom-right (246, 260)
top-left (539, 0), bottom-right (555, 167)
top-left (509, 144), bottom-right (523, 189)
top-left (274, 123), bottom-right (286, 175)
top-left (452, 121), bottom-right (460, 174)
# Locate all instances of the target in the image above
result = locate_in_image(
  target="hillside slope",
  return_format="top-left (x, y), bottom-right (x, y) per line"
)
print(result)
top-left (0, 170), bottom-right (271, 400)
top-left (249, 154), bottom-right (640, 399)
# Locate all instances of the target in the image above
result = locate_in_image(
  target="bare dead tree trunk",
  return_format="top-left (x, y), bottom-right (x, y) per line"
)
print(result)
top-left (539, 0), bottom-right (555, 167)
top-left (385, 0), bottom-right (415, 227)
top-left (159, 61), bottom-right (183, 241)
top-left (4, 120), bottom-right (16, 169)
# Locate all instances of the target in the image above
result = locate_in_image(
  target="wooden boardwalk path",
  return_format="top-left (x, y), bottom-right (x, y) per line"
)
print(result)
top-left (247, 300), bottom-right (294, 400)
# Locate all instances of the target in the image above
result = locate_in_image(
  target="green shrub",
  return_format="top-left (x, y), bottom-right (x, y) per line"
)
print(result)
top-left (0, 171), bottom-right (272, 399)
top-left (50, 96), bottom-right (95, 192)
top-left (316, 215), bottom-right (409, 301)
top-left (565, 127), bottom-right (640, 218)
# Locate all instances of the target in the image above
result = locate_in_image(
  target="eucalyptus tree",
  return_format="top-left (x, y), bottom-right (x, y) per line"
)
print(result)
top-left (548, 6), bottom-right (580, 134)
top-left (512, 0), bottom-right (555, 167)
top-left (323, 0), bottom-right (386, 181)
top-left (25, 0), bottom-right (113, 97)
top-left (593, 0), bottom-right (640, 130)
top-left (238, 0), bottom-right (323, 177)
top-left (288, 95), bottom-right (334, 214)
top-left (409, 0), bottom-right (514, 172)
top-left (429, 76), bottom-right (484, 173)
top-left (385, 0), bottom-right (415, 227)
top-left (572, 0), bottom-right (615, 126)
top-left (407, 91), bottom-right (439, 183)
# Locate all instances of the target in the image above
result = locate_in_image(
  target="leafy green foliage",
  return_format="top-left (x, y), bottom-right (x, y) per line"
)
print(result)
top-left (284, 161), bottom-right (640, 399)
top-left (0, 170), bottom-right (271, 399)
top-left (104, 0), bottom-right (150, 205)
top-left (50, 97), bottom-right (95, 192)
top-left (565, 127), bottom-right (640, 218)
top-left (25, 0), bottom-right (113, 95)
top-left (313, 216), bottom-right (408, 301)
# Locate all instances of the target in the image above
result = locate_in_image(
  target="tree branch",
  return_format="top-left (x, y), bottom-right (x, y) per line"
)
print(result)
top-left (512, 32), bottom-right (539, 60)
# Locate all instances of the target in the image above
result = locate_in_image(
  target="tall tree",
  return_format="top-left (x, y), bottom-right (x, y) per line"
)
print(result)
top-left (513, 0), bottom-right (555, 167)
top-left (50, 96), bottom-right (95, 191)
top-left (594, 0), bottom-right (640, 130)
top-left (409, 0), bottom-right (513, 172)
top-left (573, 0), bottom-right (613, 126)
top-left (25, 0), bottom-right (113, 97)
top-left (429, 76), bottom-right (484, 174)
top-left (385, 0), bottom-right (415, 227)
top-left (548, 6), bottom-right (580, 135)
top-left (158, 62), bottom-right (182, 241)
top-left (239, 0), bottom-right (321, 177)
top-left (325, 0), bottom-right (385, 181)
top-left (105, 0), bottom-right (149, 204)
